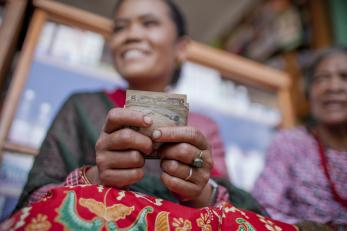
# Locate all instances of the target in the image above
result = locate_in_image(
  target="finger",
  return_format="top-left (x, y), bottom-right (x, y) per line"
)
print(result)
top-left (104, 108), bottom-right (152, 133)
top-left (99, 168), bottom-right (144, 188)
top-left (159, 143), bottom-right (213, 169)
top-left (160, 172), bottom-right (203, 201)
top-left (96, 128), bottom-right (153, 155)
top-left (160, 159), bottom-right (210, 184)
top-left (96, 150), bottom-right (145, 170)
top-left (152, 126), bottom-right (208, 150)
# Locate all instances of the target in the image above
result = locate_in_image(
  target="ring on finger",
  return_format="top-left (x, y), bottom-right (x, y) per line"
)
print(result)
top-left (185, 167), bottom-right (193, 181)
top-left (191, 150), bottom-right (204, 168)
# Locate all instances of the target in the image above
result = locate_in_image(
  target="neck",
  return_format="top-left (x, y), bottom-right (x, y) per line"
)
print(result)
top-left (315, 123), bottom-right (347, 151)
top-left (128, 81), bottom-right (171, 92)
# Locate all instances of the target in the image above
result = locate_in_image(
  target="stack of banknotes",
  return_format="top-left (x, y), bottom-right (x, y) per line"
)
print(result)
top-left (125, 90), bottom-right (189, 158)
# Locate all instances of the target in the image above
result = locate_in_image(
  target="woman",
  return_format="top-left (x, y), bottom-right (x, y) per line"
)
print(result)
top-left (252, 47), bottom-right (347, 228)
top-left (15, 0), bottom-right (262, 212)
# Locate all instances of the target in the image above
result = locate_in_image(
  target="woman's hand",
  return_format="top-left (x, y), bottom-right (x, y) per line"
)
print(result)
top-left (87, 108), bottom-right (154, 187)
top-left (152, 126), bottom-right (214, 207)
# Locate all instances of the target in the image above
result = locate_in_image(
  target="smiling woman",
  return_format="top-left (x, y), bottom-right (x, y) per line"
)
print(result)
top-left (252, 47), bottom-right (347, 228)
top-left (13, 0), bottom-right (266, 216)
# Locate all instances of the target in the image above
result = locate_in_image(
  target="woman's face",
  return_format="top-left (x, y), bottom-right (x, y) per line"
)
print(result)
top-left (109, 0), bottom-right (186, 90)
top-left (309, 52), bottom-right (347, 125)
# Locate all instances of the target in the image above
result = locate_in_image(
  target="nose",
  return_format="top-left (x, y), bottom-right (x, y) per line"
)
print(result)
top-left (124, 23), bottom-right (144, 42)
top-left (327, 74), bottom-right (346, 92)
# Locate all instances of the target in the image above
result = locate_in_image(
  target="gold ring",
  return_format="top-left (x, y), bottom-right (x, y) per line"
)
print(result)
top-left (185, 167), bottom-right (193, 181)
top-left (192, 150), bottom-right (204, 168)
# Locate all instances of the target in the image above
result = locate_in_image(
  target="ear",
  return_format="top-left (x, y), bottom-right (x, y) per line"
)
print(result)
top-left (175, 36), bottom-right (191, 62)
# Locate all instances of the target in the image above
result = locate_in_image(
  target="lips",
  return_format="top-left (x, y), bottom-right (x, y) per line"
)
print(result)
top-left (121, 48), bottom-right (150, 61)
top-left (322, 99), bottom-right (346, 110)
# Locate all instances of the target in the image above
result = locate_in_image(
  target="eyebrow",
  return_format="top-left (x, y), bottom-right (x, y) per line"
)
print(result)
top-left (114, 13), bottom-right (160, 23)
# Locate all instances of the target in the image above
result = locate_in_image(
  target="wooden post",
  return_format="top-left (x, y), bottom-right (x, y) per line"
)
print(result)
top-left (0, 0), bottom-right (27, 109)
top-left (0, 10), bottom-right (46, 163)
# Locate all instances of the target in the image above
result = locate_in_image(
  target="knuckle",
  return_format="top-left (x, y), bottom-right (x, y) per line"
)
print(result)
top-left (132, 169), bottom-right (145, 181)
top-left (165, 177), bottom-right (179, 192)
top-left (98, 170), bottom-right (110, 183)
top-left (200, 171), bottom-right (210, 183)
top-left (165, 160), bottom-right (179, 173)
top-left (205, 152), bottom-right (214, 169)
top-left (95, 138), bottom-right (104, 151)
top-left (129, 151), bottom-right (144, 166)
top-left (107, 108), bottom-right (119, 121)
top-left (178, 143), bottom-right (191, 156)
top-left (118, 129), bottom-right (133, 142)
top-left (95, 154), bottom-right (106, 167)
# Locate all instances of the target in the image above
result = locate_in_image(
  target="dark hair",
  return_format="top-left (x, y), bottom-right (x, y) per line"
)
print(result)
top-left (304, 46), bottom-right (347, 97)
top-left (114, 0), bottom-right (187, 38)
top-left (113, 0), bottom-right (187, 86)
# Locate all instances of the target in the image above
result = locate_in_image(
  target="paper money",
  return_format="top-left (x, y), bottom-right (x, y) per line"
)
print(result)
top-left (125, 90), bottom-right (189, 158)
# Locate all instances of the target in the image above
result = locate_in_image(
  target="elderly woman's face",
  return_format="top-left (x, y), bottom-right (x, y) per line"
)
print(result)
top-left (309, 52), bottom-right (347, 125)
top-left (109, 0), bottom-right (184, 87)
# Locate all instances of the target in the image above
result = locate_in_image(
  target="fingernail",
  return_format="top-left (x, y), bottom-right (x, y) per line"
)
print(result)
top-left (144, 116), bottom-right (152, 125)
top-left (152, 130), bottom-right (161, 139)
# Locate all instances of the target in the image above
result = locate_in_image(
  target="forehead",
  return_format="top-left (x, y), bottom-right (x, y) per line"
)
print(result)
top-left (114, 0), bottom-right (171, 20)
top-left (315, 52), bottom-right (347, 72)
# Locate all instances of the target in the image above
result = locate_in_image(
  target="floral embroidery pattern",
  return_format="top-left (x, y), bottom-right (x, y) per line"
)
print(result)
top-left (236, 218), bottom-right (256, 231)
top-left (25, 214), bottom-right (51, 231)
top-left (257, 214), bottom-right (282, 231)
top-left (173, 217), bottom-right (192, 231)
top-left (223, 205), bottom-right (249, 219)
top-left (56, 191), bottom-right (153, 230)
top-left (79, 198), bottom-right (135, 221)
top-left (196, 212), bottom-right (212, 231)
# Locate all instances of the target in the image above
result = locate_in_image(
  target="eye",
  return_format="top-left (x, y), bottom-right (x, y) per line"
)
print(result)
top-left (113, 24), bottom-right (125, 33)
top-left (143, 20), bottom-right (159, 28)
top-left (313, 74), bottom-right (330, 84)
top-left (113, 21), bottom-right (128, 33)
top-left (339, 72), bottom-right (347, 81)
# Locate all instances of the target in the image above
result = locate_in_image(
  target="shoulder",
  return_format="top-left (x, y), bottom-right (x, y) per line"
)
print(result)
top-left (60, 91), bottom-right (106, 110)
top-left (271, 126), bottom-right (312, 144)
top-left (267, 126), bottom-right (315, 158)
top-left (66, 91), bottom-right (104, 103)
top-left (54, 91), bottom-right (108, 121)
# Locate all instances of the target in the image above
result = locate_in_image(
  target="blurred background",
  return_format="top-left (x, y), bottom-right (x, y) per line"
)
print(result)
top-left (0, 0), bottom-right (346, 221)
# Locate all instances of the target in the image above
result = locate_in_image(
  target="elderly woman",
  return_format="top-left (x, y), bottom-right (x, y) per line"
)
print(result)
top-left (252, 47), bottom-right (347, 230)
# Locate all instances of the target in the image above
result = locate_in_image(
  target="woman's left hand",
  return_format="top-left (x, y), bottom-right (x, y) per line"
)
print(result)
top-left (152, 126), bottom-right (214, 208)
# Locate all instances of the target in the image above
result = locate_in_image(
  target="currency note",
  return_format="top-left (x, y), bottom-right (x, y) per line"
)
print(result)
top-left (125, 90), bottom-right (189, 158)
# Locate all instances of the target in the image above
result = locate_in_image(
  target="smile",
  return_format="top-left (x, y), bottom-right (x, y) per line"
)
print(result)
top-left (122, 49), bottom-right (148, 60)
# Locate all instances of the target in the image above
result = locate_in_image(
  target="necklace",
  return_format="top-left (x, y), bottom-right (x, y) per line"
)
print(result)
top-left (312, 131), bottom-right (347, 209)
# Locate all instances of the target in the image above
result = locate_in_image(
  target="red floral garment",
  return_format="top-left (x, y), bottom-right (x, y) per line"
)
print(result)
top-left (1, 185), bottom-right (298, 231)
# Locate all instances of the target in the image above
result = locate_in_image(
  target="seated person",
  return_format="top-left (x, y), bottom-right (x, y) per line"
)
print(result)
top-left (252, 47), bottom-right (347, 230)
top-left (15, 0), bottom-right (263, 215)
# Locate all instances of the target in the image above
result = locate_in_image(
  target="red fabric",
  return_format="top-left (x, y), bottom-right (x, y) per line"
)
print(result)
top-left (106, 88), bottom-right (126, 108)
top-left (30, 167), bottom-right (229, 207)
top-left (1, 185), bottom-right (298, 231)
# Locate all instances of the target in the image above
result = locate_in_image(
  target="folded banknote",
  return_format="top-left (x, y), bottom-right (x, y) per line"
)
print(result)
top-left (125, 90), bottom-right (189, 158)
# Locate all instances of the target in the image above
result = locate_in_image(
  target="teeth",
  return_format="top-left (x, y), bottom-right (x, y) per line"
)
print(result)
top-left (123, 50), bottom-right (145, 59)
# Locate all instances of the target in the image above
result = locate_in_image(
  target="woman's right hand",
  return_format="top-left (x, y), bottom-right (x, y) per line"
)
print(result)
top-left (87, 108), bottom-right (154, 187)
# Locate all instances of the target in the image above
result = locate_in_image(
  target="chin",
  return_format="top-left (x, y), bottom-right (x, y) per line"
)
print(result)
top-left (321, 116), bottom-right (347, 126)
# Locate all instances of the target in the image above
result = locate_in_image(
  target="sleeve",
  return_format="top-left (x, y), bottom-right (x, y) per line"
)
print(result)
top-left (27, 166), bottom-right (92, 204)
top-left (14, 94), bottom-right (91, 211)
top-left (251, 131), bottom-right (299, 223)
top-left (188, 113), bottom-right (228, 178)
